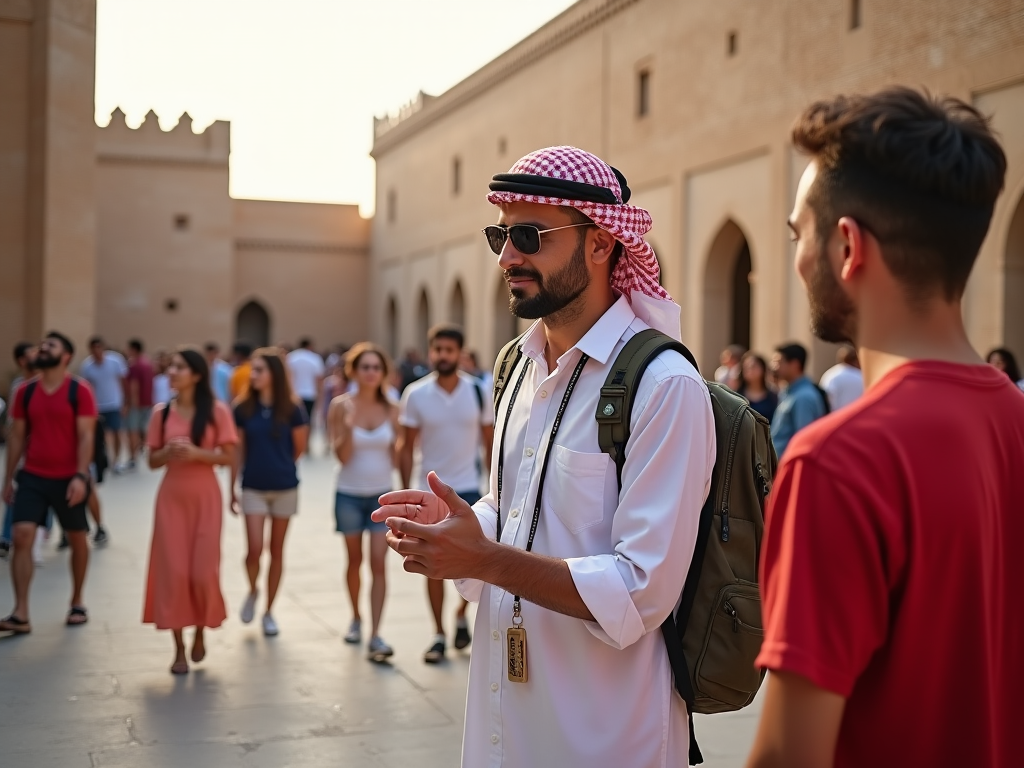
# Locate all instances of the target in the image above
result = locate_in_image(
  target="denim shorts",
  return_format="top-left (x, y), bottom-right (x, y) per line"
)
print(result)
top-left (100, 410), bottom-right (123, 432)
top-left (334, 492), bottom-right (389, 535)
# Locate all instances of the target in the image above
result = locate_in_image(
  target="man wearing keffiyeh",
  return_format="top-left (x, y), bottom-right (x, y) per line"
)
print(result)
top-left (374, 146), bottom-right (715, 768)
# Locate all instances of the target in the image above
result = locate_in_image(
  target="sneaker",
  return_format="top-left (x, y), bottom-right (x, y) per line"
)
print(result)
top-left (423, 634), bottom-right (446, 664)
top-left (343, 619), bottom-right (361, 644)
top-left (126, 460), bottom-right (136, 471)
top-left (367, 636), bottom-right (394, 662)
top-left (454, 617), bottom-right (471, 650)
top-left (240, 591), bottom-right (258, 624)
top-left (56, 533), bottom-right (69, 551)
top-left (93, 527), bottom-right (109, 547)
top-left (0, 541), bottom-right (10, 560)
top-left (262, 613), bottom-right (279, 636)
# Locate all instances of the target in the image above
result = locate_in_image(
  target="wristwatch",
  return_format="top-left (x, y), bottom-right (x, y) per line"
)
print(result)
top-left (73, 472), bottom-right (91, 488)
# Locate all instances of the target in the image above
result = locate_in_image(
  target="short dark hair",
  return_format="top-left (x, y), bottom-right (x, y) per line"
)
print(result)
top-left (13, 341), bottom-right (33, 364)
top-left (233, 341), bottom-right (254, 358)
top-left (47, 331), bottom-right (75, 358)
top-left (128, 338), bottom-right (143, 353)
top-left (428, 324), bottom-right (464, 349)
top-left (204, 341), bottom-right (219, 353)
top-left (791, 86), bottom-right (1006, 304)
top-left (88, 336), bottom-right (104, 348)
top-left (298, 337), bottom-right (313, 349)
top-left (775, 342), bottom-right (808, 370)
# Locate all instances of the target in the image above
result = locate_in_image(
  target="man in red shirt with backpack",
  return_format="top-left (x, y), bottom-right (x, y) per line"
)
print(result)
top-left (746, 88), bottom-right (1024, 767)
top-left (1, 331), bottom-right (98, 633)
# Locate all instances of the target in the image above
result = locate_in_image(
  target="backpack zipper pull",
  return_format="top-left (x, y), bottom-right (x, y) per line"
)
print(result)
top-left (725, 601), bottom-right (739, 632)
top-left (721, 504), bottom-right (730, 542)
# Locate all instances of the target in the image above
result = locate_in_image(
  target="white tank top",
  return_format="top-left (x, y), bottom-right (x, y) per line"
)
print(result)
top-left (336, 420), bottom-right (395, 495)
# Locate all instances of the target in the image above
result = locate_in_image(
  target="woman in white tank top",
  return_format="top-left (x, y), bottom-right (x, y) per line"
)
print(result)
top-left (328, 343), bottom-right (399, 662)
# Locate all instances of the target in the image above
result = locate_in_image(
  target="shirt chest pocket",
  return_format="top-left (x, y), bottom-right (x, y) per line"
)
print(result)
top-left (544, 445), bottom-right (610, 534)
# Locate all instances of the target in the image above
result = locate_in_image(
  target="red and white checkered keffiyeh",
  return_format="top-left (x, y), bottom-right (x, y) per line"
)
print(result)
top-left (487, 146), bottom-right (671, 304)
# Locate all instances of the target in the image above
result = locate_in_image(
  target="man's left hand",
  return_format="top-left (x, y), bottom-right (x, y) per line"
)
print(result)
top-left (67, 476), bottom-right (88, 507)
top-left (378, 472), bottom-right (492, 580)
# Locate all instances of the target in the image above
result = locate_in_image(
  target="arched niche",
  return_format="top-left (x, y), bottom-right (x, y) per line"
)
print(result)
top-left (449, 280), bottom-right (466, 327)
top-left (416, 287), bottom-right (432, 355)
top-left (702, 219), bottom-right (753, 373)
top-left (385, 295), bottom-right (399, 360)
top-left (493, 274), bottom-right (518, 361)
top-left (236, 300), bottom-right (270, 348)
top-left (1005, 189), bottom-right (1024, 356)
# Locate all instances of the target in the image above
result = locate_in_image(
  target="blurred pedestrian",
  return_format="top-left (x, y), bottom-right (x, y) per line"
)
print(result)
top-left (231, 348), bottom-right (309, 637)
top-left (818, 344), bottom-right (864, 410)
top-left (739, 352), bottom-right (778, 422)
top-left (229, 341), bottom-right (254, 401)
top-left (769, 343), bottom-right (826, 456)
top-left (287, 338), bottom-right (325, 428)
top-left (144, 347), bottom-right (237, 674)
top-left (986, 347), bottom-right (1024, 391)
top-left (0, 332), bottom-right (97, 634)
top-left (125, 338), bottom-right (155, 470)
top-left (329, 343), bottom-right (398, 662)
top-left (715, 344), bottom-right (746, 390)
top-left (152, 351), bottom-right (173, 405)
top-left (80, 336), bottom-right (128, 472)
top-left (204, 342), bottom-right (234, 403)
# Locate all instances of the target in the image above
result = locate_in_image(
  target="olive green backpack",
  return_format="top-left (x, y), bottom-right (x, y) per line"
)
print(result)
top-left (493, 329), bottom-right (778, 766)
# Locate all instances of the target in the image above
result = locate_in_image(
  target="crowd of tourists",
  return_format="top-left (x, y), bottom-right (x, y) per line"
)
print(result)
top-left (2, 86), bottom-right (1023, 768)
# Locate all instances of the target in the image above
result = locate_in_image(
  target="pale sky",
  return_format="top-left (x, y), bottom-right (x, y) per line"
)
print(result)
top-left (95, 0), bottom-right (577, 217)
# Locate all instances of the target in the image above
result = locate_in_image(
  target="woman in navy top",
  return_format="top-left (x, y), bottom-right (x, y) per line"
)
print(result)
top-left (739, 351), bottom-right (779, 422)
top-left (230, 348), bottom-right (309, 636)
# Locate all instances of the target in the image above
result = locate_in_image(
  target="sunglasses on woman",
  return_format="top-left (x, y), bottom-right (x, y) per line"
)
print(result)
top-left (481, 222), bottom-right (593, 256)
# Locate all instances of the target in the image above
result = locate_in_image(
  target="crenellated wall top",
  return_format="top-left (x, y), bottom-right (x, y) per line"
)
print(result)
top-left (96, 108), bottom-right (230, 166)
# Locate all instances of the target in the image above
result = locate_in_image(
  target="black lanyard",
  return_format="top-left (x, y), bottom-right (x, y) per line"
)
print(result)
top-left (495, 351), bottom-right (591, 571)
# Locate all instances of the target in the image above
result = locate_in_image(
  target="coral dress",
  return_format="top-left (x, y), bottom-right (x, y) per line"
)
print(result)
top-left (143, 401), bottom-right (237, 630)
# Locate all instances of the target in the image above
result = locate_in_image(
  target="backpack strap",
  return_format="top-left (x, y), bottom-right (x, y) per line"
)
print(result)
top-left (491, 332), bottom-right (527, 414)
top-left (68, 377), bottom-right (80, 415)
top-left (472, 379), bottom-right (484, 413)
top-left (22, 379), bottom-right (38, 436)
top-left (596, 328), bottom-right (698, 488)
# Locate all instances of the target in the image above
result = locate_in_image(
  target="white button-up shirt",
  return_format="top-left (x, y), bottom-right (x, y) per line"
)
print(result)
top-left (456, 296), bottom-right (716, 768)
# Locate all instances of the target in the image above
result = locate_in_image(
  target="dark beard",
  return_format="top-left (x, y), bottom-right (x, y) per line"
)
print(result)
top-left (808, 248), bottom-right (856, 344)
top-left (33, 354), bottom-right (60, 369)
top-left (435, 360), bottom-right (459, 376)
top-left (507, 237), bottom-right (590, 320)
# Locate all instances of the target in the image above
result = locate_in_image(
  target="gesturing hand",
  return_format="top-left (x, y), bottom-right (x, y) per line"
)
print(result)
top-left (372, 472), bottom-right (492, 580)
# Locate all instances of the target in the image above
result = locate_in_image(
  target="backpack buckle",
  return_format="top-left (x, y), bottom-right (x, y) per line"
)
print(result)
top-left (597, 385), bottom-right (627, 423)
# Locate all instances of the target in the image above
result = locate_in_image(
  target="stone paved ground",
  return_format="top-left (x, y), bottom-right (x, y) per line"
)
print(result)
top-left (0, 440), bottom-right (761, 767)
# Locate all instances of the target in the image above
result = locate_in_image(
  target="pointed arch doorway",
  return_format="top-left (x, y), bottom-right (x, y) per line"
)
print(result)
top-left (702, 220), bottom-right (753, 373)
top-left (236, 300), bottom-right (270, 347)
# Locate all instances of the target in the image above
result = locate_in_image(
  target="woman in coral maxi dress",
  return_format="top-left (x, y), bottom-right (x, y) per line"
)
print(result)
top-left (144, 347), bottom-right (237, 674)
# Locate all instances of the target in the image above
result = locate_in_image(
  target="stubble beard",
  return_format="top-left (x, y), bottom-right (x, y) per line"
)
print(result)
top-left (507, 237), bottom-right (590, 326)
top-left (808, 246), bottom-right (857, 344)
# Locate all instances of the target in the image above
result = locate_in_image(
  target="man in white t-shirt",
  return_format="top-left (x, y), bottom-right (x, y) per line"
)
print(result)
top-left (287, 338), bottom-right (326, 424)
top-left (80, 337), bottom-right (128, 472)
top-left (819, 344), bottom-right (864, 411)
top-left (398, 325), bottom-right (494, 663)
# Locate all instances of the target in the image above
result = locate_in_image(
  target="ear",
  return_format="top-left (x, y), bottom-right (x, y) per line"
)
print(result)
top-left (588, 227), bottom-right (619, 267)
top-left (836, 216), bottom-right (867, 283)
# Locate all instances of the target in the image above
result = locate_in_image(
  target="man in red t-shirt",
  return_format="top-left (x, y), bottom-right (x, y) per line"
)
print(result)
top-left (125, 337), bottom-right (154, 470)
top-left (0, 331), bottom-right (98, 634)
top-left (746, 89), bottom-right (1023, 768)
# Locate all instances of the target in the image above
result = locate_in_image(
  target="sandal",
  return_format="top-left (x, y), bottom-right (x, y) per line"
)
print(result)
top-left (0, 614), bottom-right (32, 634)
top-left (66, 606), bottom-right (88, 626)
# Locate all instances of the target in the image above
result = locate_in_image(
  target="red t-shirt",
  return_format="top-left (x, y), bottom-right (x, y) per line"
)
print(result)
top-left (127, 355), bottom-right (155, 407)
top-left (757, 361), bottom-right (1024, 768)
top-left (12, 376), bottom-right (98, 479)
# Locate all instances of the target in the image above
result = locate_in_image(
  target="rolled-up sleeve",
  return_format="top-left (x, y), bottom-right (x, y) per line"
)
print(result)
top-left (567, 370), bottom-right (715, 649)
top-left (455, 492), bottom-right (499, 602)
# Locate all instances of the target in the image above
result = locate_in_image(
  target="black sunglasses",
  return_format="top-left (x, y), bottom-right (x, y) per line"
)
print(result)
top-left (481, 223), bottom-right (594, 256)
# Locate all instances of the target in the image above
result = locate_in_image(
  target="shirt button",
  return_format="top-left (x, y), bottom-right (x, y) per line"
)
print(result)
top-left (525, 447), bottom-right (535, 457)
top-left (491, 734), bottom-right (500, 744)
top-left (492, 630), bottom-right (500, 640)
top-left (510, 508), bottom-right (519, 518)
top-left (540, 390), bottom-right (548, 398)
top-left (491, 683), bottom-right (499, 692)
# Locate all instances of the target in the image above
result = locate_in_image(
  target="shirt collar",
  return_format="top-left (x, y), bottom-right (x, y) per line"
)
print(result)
top-left (519, 294), bottom-right (637, 367)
